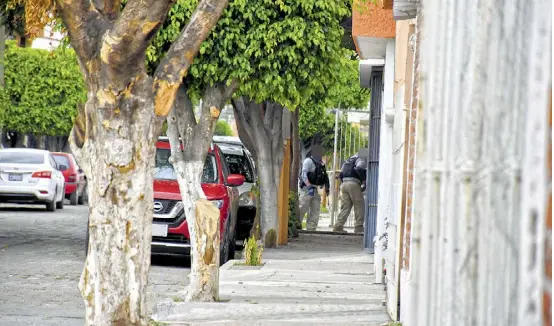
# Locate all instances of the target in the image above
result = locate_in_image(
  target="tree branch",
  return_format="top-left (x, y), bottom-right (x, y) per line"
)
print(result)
top-left (167, 108), bottom-right (185, 164)
top-left (152, 0), bottom-right (229, 117)
top-left (55, 0), bottom-right (106, 64)
top-left (232, 97), bottom-right (258, 159)
top-left (92, 0), bottom-right (121, 20)
top-left (173, 84), bottom-right (197, 134)
top-left (270, 104), bottom-right (284, 139)
top-left (198, 80), bottom-right (239, 135)
top-left (100, 0), bottom-right (174, 70)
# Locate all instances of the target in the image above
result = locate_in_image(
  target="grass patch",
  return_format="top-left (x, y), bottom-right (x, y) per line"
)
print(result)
top-left (172, 296), bottom-right (183, 303)
top-left (148, 319), bottom-right (169, 326)
top-left (243, 236), bottom-right (263, 266)
top-left (320, 206), bottom-right (329, 213)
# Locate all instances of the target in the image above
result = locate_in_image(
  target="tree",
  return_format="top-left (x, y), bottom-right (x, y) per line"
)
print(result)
top-left (148, 0), bottom-right (350, 252)
top-left (0, 42), bottom-right (86, 143)
top-left (13, 0), bottom-right (229, 324)
top-left (214, 120), bottom-right (233, 136)
top-left (298, 52), bottom-right (370, 154)
top-left (230, 0), bottom-right (350, 247)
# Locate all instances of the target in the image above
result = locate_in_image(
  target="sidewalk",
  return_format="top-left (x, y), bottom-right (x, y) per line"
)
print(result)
top-left (152, 234), bottom-right (390, 325)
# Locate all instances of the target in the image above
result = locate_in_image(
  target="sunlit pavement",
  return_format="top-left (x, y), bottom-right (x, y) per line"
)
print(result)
top-left (0, 203), bottom-right (190, 326)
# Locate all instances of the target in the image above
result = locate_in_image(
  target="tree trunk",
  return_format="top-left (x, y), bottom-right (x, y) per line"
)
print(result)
top-left (36, 135), bottom-right (45, 149)
top-left (172, 160), bottom-right (220, 301)
top-left (290, 107), bottom-right (301, 231)
top-left (166, 83), bottom-right (237, 302)
top-left (71, 75), bottom-right (163, 325)
top-left (51, 0), bottom-right (230, 322)
top-left (232, 97), bottom-right (284, 248)
top-left (257, 153), bottom-right (280, 245)
top-left (15, 133), bottom-right (28, 148)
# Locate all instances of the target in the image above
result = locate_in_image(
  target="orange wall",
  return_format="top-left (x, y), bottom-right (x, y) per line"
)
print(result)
top-left (352, 1), bottom-right (396, 39)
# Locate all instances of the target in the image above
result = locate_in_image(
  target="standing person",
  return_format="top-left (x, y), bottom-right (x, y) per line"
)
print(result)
top-left (297, 145), bottom-right (330, 231)
top-left (333, 149), bottom-right (368, 234)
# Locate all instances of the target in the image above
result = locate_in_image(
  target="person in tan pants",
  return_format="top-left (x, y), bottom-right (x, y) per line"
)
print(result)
top-left (333, 149), bottom-right (368, 234)
top-left (298, 145), bottom-right (329, 231)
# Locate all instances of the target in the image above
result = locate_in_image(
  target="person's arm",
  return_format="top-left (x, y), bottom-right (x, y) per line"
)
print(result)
top-left (301, 158), bottom-right (313, 187)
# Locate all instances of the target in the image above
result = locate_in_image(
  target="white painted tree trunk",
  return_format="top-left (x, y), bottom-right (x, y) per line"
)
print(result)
top-left (257, 154), bottom-right (280, 244)
top-left (166, 83), bottom-right (237, 302)
top-left (172, 160), bottom-right (220, 302)
top-left (72, 91), bottom-right (160, 325)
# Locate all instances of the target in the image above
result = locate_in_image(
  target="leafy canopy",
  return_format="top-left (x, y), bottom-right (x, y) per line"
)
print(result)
top-left (214, 120), bottom-right (234, 136)
top-left (0, 41), bottom-right (86, 135)
top-left (299, 51), bottom-right (369, 150)
top-left (147, 0), bottom-right (350, 109)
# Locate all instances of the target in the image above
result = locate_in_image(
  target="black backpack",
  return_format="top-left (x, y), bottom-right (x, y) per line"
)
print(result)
top-left (307, 158), bottom-right (327, 186)
top-left (340, 156), bottom-right (361, 181)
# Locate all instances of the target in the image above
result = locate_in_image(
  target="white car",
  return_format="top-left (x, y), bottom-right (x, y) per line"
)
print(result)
top-left (213, 137), bottom-right (258, 242)
top-left (0, 148), bottom-right (66, 211)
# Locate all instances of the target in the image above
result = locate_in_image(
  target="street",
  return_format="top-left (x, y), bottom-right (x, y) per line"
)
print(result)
top-left (0, 203), bottom-right (191, 326)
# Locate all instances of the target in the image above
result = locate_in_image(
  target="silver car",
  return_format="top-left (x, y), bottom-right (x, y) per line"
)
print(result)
top-left (213, 136), bottom-right (257, 241)
top-left (0, 148), bottom-right (66, 211)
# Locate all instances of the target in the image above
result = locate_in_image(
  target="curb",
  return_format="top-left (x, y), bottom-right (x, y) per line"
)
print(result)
top-left (298, 230), bottom-right (364, 237)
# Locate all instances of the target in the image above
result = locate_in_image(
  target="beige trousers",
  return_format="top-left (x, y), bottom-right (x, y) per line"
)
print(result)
top-left (298, 187), bottom-right (321, 231)
top-left (334, 181), bottom-right (365, 229)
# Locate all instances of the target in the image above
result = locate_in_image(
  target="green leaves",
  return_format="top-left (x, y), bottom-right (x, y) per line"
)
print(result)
top-left (148, 0), bottom-right (351, 109)
top-left (214, 120), bottom-right (233, 136)
top-left (0, 41), bottom-right (86, 136)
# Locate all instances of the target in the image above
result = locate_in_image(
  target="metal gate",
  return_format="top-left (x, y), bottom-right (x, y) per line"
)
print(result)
top-left (364, 68), bottom-right (383, 251)
top-left (327, 110), bottom-right (370, 230)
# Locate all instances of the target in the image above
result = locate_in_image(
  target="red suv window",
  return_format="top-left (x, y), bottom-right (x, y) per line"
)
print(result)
top-left (154, 148), bottom-right (219, 184)
top-left (52, 154), bottom-right (71, 169)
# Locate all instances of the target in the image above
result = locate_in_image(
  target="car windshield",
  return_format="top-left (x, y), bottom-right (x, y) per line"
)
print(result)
top-left (52, 155), bottom-right (70, 169)
top-left (223, 154), bottom-right (254, 183)
top-left (0, 151), bottom-right (44, 164)
top-left (154, 148), bottom-right (218, 183)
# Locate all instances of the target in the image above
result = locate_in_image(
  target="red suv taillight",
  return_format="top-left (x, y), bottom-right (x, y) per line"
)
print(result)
top-left (68, 174), bottom-right (77, 182)
top-left (32, 171), bottom-right (52, 179)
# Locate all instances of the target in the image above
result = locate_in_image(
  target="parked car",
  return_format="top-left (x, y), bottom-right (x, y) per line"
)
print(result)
top-left (52, 152), bottom-right (87, 205)
top-left (151, 137), bottom-right (245, 264)
top-left (0, 148), bottom-right (66, 211)
top-left (213, 136), bottom-right (258, 242)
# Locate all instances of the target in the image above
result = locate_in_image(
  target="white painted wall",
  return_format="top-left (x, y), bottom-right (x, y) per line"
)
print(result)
top-left (404, 1), bottom-right (551, 325)
top-left (374, 38), bottom-right (395, 284)
top-left (31, 24), bottom-right (63, 51)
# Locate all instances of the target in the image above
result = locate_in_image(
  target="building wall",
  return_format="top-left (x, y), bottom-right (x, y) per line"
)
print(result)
top-left (400, 11), bottom-right (421, 324)
top-left (385, 18), bottom-right (415, 321)
top-left (404, 1), bottom-right (552, 326)
top-left (352, 1), bottom-right (396, 39)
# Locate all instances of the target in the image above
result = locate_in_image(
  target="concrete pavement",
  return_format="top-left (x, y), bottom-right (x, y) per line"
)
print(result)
top-left (153, 234), bottom-right (390, 325)
top-left (0, 203), bottom-right (191, 326)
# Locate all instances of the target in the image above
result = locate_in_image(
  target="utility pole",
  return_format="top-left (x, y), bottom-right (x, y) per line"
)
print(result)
top-left (330, 105), bottom-right (341, 227)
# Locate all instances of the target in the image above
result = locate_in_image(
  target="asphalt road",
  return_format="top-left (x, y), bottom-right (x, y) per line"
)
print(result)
top-left (0, 202), bottom-right (191, 326)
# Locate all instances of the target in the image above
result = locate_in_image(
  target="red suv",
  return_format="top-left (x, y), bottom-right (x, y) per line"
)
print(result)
top-left (52, 152), bottom-right (87, 205)
top-left (151, 137), bottom-right (244, 264)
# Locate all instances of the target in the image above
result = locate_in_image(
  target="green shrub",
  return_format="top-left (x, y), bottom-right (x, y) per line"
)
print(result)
top-left (288, 192), bottom-right (298, 237)
top-left (243, 236), bottom-right (263, 266)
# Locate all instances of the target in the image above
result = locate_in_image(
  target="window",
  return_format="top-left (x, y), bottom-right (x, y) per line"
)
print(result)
top-left (223, 153), bottom-right (255, 183)
top-left (218, 148), bottom-right (230, 181)
top-left (49, 156), bottom-right (58, 169)
top-left (0, 152), bottom-right (45, 164)
top-left (52, 155), bottom-right (70, 169)
top-left (154, 148), bottom-right (218, 184)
